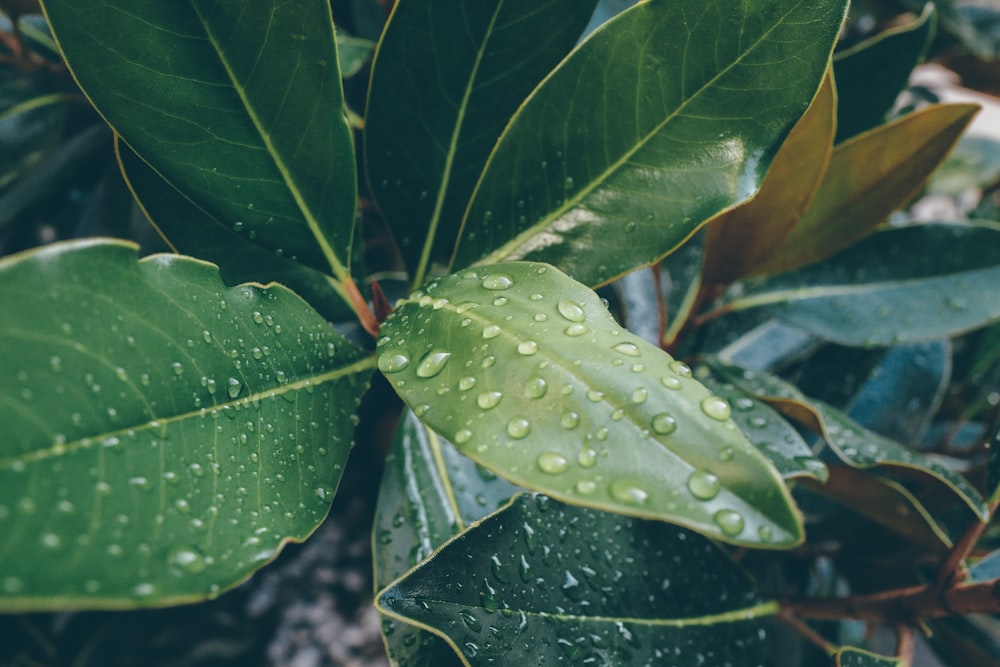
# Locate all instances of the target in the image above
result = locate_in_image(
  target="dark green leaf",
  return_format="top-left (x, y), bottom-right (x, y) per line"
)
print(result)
top-left (928, 136), bottom-right (1000, 196)
top-left (117, 141), bottom-right (352, 323)
top-left (833, 4), bottom-right (936, 143)
top-left (899, 0), bottom-right (1000, 60)
top-left (725, 223), bottom-right (1000, 346)
top-left (926, 617), bottom-right (1000, 667)
top-left (452, 0), bottom-right (848, 287)
top-left (337, 32), bottom-right (374, 79)
top-left (706, 358), bottom-right (989, 521)
top-left (0, 240), bottom-right (375, 610)
top-left (364, 0), bottom-right (598, 286)
top-left (374, 411), bottom-right (521, 667)
top-left (751, 104), bottom-right (979, 276)
top-left (378, 263), bottom-right (802, 547)
top-left (833, 646), bottom-right (902, 667)
top-left (378, 494), bottom-right (776, 667)
top-left (0, 80), bottom-right (66, 193)
top-left (41, 0), bottom-right (357, 280)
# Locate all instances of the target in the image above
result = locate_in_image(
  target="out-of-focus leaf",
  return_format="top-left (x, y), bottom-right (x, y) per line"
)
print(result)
top-left (847, 342), bottom-right (951, 446)
top-left (716, 320), bottom-right (820, 373)
top-left (117, 142), bottom-right (351, 323)
top-left (378, 263), bottom-right (803, 547)
top-left (0, 240), bottom-right (375, 610)
top-left (41, 0), bottom-right (357, 280)
top-left (453, 0), bottom-right (848, 288)
top-left (928, 136), bottom-right (1000, 196)
top-left (0, 81), bottom-right (66, 191)
top-left (969, 548), bottom-right (1000, 582)
top-left (724, 223), bottom-right (1000, 346)
top-left (705, 358), bottom-right (989, 521)
top-left (378, 494), bottom-right (777, 666)
top-left (833, 647), bottom-right (902, 667)
top-left (703, 71), bottom-right (836, 286)
top-left (926, 616), bottom-right (1000, 667)
top-left (751, 104), bottom-right (979, 276)
top-left (337, 32), bottom-right (374, 79)
top-left (614, 267), bottom-right (661, 346)
top-left (364, 0), bottom-right (598, 285)
top-left (373, 411), bottom-right (521, 667)
top-left (900, 0), bottom-right (1000, 60)
top-left (698, 371), bottom-right (827, 482)
top-left (833, 4), bottom-right (936, 143)
top-left (662, 229), bottom-right (705, 347)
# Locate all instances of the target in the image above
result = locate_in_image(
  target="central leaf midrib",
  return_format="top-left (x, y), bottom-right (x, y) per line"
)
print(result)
top-left (475, 0), bottom-right (809, 265)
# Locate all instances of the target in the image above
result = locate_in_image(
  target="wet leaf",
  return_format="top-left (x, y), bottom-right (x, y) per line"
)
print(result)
top-left (117, 141), bottom-right (352, 323)
top-left (374, 411), bottom-right (521, 667)
top-left (452, 0), bottom-right (848, 287)
top-left (379, 263), bottom-right (802, 547)
top-left (364, 0), bottom-right (598, 286)
top-left (702, 71), bottom-right (837, 286)
top-left (833, 646), bottom-right (902, 667)
top-left (705, 358), bottom-right (989, 521)
top-left (724, 223), bottom-right (1000, 346)
top-left (751, 104), bottom-right (979, 276)
top-left (0, 240), bottom-right (375, 610)
top-left (378, 494), bottom-right (777, 666)
top-left (40, 0), bottom-right (357, 280)
top-left (833, 4), bottom-right (936, 143)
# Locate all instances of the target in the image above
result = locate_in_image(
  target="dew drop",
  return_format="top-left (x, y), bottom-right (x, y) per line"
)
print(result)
top-left (576, 480), bottom-right (597, 494)
top-left (613, 342), bottom-right (640, 357)
top-left (734, 397), bottom-right (755, 412)
top-left (713, 509), bottom-right (745, 537)
top-left (459, 610), bottom-right (482, 632)
top-left (483, 325), bottom-right (502, 339)
top-left (586, 390), bottom-right (604, 402)
top-left (458, 376), bottom-right (477, 391)
top-left (477, 391), bottom-right (503, 410)
top-left (661, 376), bottom-right (681, 390)
top-left (227, 378), bottom-right (243, 399)
top-left (687, 470), bottom-right (721, 500)
top-left (577, 448), bottom-right (597, 468)
top-left (669, 360), bottom-right (692, 378)
top-left (454, 429), bottom-right (472, 444)
top-left (413, 403), bottom-right (430, 417)
top-left (564, 324), bottom-right (588, 337)
top-left (632, 387), bottom-right (648, 404)
top-left (378, 353), bottom-right (410, 373)
top-left (563, 176), bottom-right (574, 190)
top-left (492, 296), bottom-right (508, 306)
top-left (506, 417), bottom-right (531, 439)
top-left (557, 299), bottom-right (586, 323)
top-left (517, 340), bottom-right (538, 356)
top-left (537, 452), bottom-right (569, 474)
top-left (416, 351), bottom-right (451, 378)
top-left (524, 377), bottom-right (548, 399)
top-left (171, 362), bottom-right (184, 376)
top-left (170, 547), bottom-right (208, 574)
top-left (651, 413), bottom-right (677, 435)
top-left (560, 411), bottom-right (580, 430)
top-left (758, 525), bottom-right (773, 542)
top-left (700, 396), bottom-right (731, 421)
top-left (609, 481), bottom-right (648, 506)
top-left (482, 275), bottom-right (513, 290)
top-left (482, 355), bottom-right (496, 368)
top-left (133, 582), bottom-right (156, 597)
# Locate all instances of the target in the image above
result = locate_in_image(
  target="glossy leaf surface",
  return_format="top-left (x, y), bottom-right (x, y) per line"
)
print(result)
top-left (364, 0), bottom-right (598, 285)
top-left (725, 223), bottom-right (1000, 346)
top-left (833, 4), bottom-right (936, 143)
top-left (118, 142), bottom-right (351, 323)
top-left (702, 71), bottom-right (836, 286)
top-left (0, 241), bottom-right (375, 610)
top-left (752, 104), bottom-right (979, 276)
top-left (453, 0), bottom-right (848, 287)
top-left (40, 0), bottom-right (357, 279)
top-left (706, 358), bottom-right (989, 521)
top-left (379, 262), bottom-right (802, 547)
top-left (378, 494), bottom-right (776, 666)
top-left (374, 411), bottom-right (520, 667)
top-left (833, 647), bottom-right (902, 667)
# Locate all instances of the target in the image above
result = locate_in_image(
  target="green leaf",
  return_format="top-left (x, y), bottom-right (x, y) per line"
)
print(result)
top-left (723, 223), bottom-right (1000, 346)
top-left (832, 3), bottom-right (936, 143)
top-left (926, 617), bottom-right (1000, 667)
top-left (928, 136), bottom-right (1000, 196)
top-left (899, 0), bottom-right (1000, 60)
top-left (0, 240), bottom-right (375, 610)
top-left (337, 31), bottom-right (374, 79)
top-left (705, 358), bottom-right (990, 522)
top-left (703, 70), bottom-right (837, 286)
top-left (833, 647), bottom-right (902, 667)
top-left (117, 141), bottom-right (352, 323)
top-left (374, 410), bottom-right (521, 667)
top-left (364, 0), bottom-right (598, 286)
top-left (0, 80), bottom-right (67, 192)
top-left (452, 0), bottom-right (848, 287)
top-left (40, 0), bottom-right (357, 280)
top-left (378, 262), bottom-right (802, 547)
top-left (750, 103), bottom-right (979, 276)
top-left (378, 493), bottom-right (777, 666)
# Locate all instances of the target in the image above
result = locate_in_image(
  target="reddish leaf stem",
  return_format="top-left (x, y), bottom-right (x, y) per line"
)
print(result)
top-left (343, 276), bottom-right (380, 338)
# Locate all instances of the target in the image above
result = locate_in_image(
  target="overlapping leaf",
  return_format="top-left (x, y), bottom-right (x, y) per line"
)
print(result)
top-left (834, 647), bottom-right (902, 667)
top-left (364, 0), bottom-right (598, 286)
top-left (40, 0), bottom-right (357, 280)
top-left (374, 411), bottom-right (521, 667)
top-left (378, 262), bottom-right (802, 547)
top-left (0, 240), bottom-right (374, 610)
top-left (751, 104), bottom-right (979, 276)
top-left (724, 223), bottom-right (1000, 346)
top-left (452, 0), bottom-right (848, 287)
top-left (378, 494), bottom-right (777, 666)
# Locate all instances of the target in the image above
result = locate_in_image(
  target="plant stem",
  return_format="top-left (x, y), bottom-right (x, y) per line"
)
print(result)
top-left (343, 275), bottom-right (380, 337)
top-left (776, 610), bottom-right (836, 654)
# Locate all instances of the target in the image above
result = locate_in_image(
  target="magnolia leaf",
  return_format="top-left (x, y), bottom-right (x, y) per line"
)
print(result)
top-left (40, 0), bottom-right (357, 280)
top-left (705, 358), bottom-right (989, 521)
top-left (833, 647), bottom-right (902, 667)
top-left (724, 223), bottom-right (1000, 346)
top-left (378, 262), bottom-right (802, 547)
top-left (364, 0), bottom-right (598, 286)
top-left (0, 240), bottom-right (374, 610)
top-left (452, 0), bottom-right (848, 287)
top-left (751, 104), bottom-right (979, 276)
top-left (374, 410), bottom-right (521, 667)
top-left (378, 494), bottom-right (777, 666)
